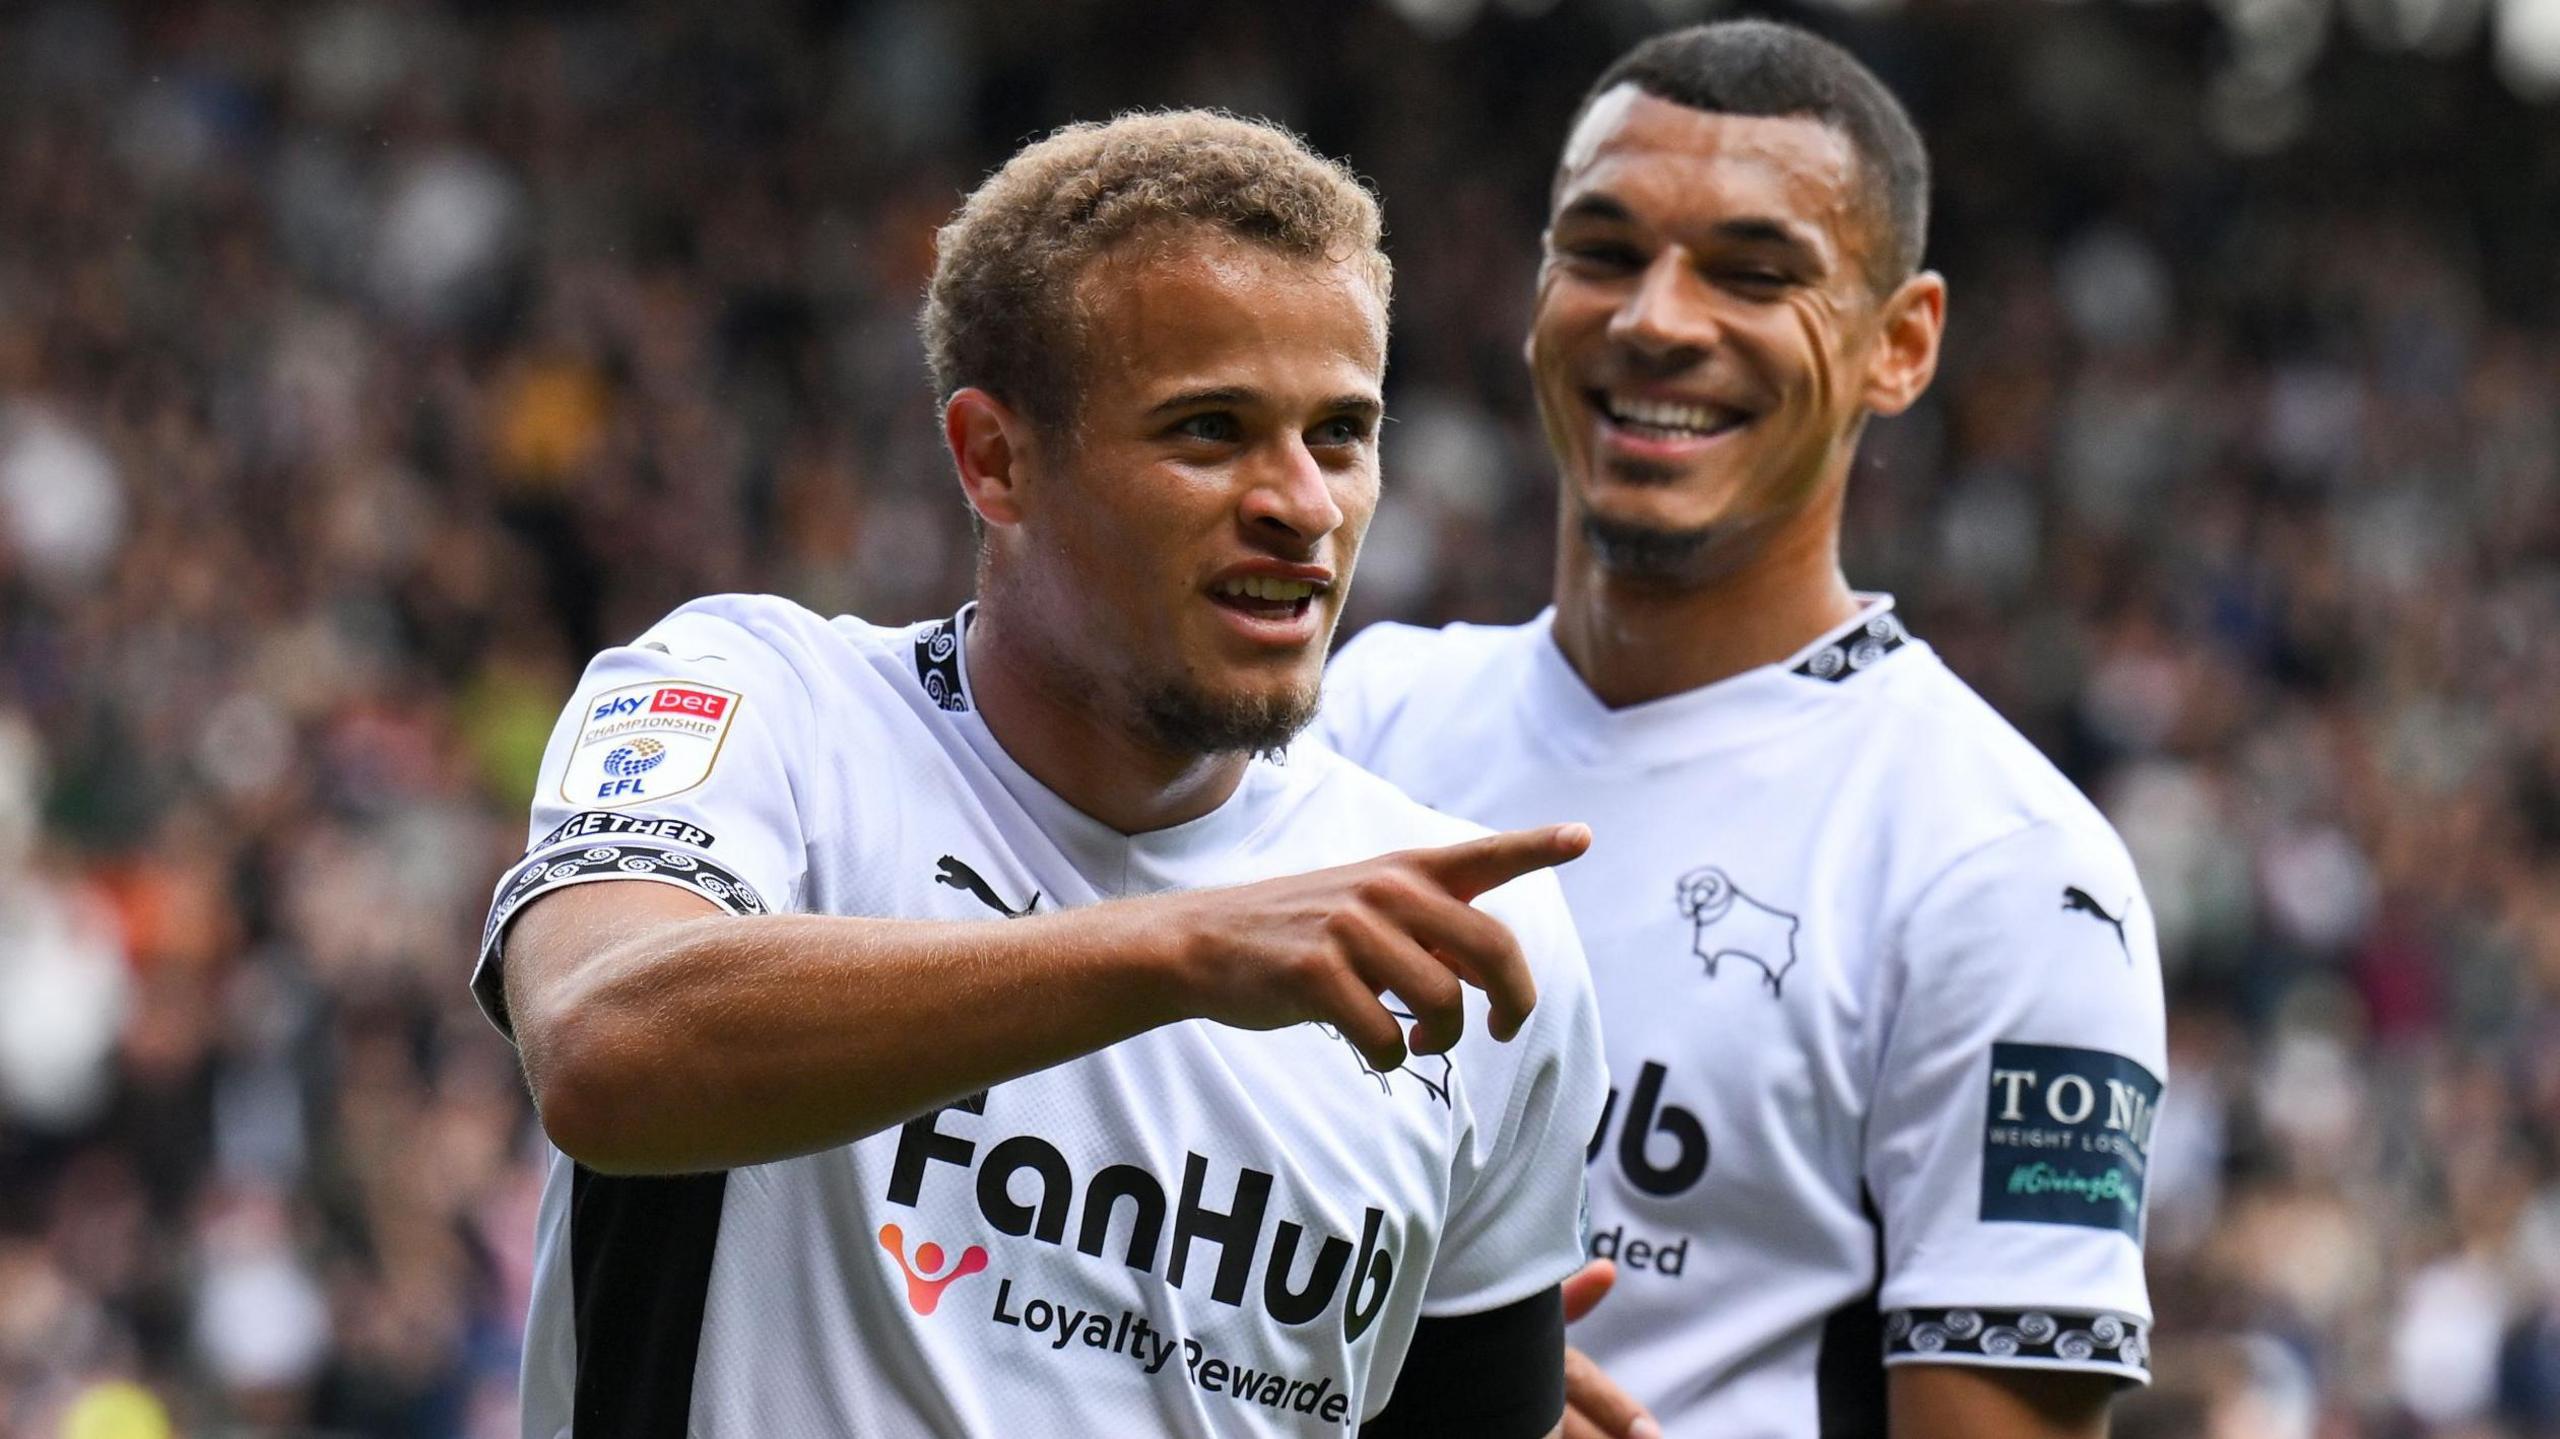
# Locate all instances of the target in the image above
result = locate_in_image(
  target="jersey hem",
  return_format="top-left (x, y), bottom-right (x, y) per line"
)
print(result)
top-left (1881, 1349), bottom-right (2151, 1387)
top-left (473, 839), bottom-right (773, 1038)
top-left (1880, 1305), bottom-right (2149, 1384)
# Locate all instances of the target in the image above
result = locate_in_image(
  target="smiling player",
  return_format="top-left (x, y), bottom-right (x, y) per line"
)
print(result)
top-left (476, 112), bottom-right (1604, 1437)
top-left (1315, 23), bottom-right (2167, 1439)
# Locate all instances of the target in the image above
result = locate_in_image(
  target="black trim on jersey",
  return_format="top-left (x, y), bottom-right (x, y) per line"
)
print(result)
top-left (570, 1165), bottom-right (729, 1437)
top-left (533, 810), bottom-right (720, 853)
top-left (1816, 1187), bottom-right (1888, 1437)
top-left (476, 841), bottom-right (770, 1035)
top-left (1359, 1285), bottom-right (1565, 1438)
top-left (1792, 612), bottom-right (1909, 683)
top-left (1882, 1306), bottom-right (2149, 1378)
top-left (914, 613), bottom-right (969, 711)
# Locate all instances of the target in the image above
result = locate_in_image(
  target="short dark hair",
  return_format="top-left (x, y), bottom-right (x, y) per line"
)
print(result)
top-left (1563, 20), bottom-right (1930, 291)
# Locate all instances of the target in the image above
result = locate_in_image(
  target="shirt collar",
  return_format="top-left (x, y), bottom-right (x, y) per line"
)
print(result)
top-left (1519, 594), bottom-right (1916, 767)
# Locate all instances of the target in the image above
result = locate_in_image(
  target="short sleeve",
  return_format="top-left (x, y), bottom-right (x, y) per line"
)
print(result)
top-left (1867, 818), bottom-right (2167, 1384)
top-left (1422, 871), bottom-right (1610, 1317)
top-left (1308, 621), bottom-right (1432, 768)
top-left (471, 603), bottom-right (815, 1040)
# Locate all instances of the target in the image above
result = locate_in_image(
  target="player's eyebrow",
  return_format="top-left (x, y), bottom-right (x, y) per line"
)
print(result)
top-left (1147, 386), bottom-right (1257, 416)
top-left (1553, 193), bottom-right (1636, 227)
top-left (1148, 387), bottom-right (1382, 422)
top-left (1553, 198), bottom-right (1830, 270)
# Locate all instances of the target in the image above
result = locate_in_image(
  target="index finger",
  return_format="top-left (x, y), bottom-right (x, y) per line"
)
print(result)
top-left (1564, 1345), bottom-right (1658, 1438)
top-left (1409, 823), bottom-right (1592, 903)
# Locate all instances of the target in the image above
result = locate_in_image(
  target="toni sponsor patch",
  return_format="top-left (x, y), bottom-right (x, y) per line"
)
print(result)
top-left (561, 680), bottom-right (742, 809)
top-left (1978, 1042), bottom-right (2160, 1239)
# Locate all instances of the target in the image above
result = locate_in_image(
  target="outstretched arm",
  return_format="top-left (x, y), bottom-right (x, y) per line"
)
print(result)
top-left (502, 824), bottom-right (1589, 1174)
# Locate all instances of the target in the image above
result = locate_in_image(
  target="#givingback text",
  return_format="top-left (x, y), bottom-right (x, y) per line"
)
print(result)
top-left (990, 1279), bottom-right (1356, 1426)
top-left (2005, 1162), bottom-right (2135, 1211)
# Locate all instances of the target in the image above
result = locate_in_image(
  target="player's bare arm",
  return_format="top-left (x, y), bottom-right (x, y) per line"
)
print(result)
top-left (503, 824), bottom-right (1585, 1175)
top-left (1890, 1366), bottom-right (2112, 1439)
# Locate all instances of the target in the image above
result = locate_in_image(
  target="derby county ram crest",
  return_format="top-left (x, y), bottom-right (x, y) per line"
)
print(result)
top-left (1675, 867), bottom-right (1801, 998)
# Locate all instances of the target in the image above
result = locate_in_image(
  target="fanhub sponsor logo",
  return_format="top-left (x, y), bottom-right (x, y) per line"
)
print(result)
top-left (1588, 1059), bottom-right (1709, 1197)
top-left (886, 1099), bottom-right (1397, 1341)
top-left (1584, 1059), bottom-right (1704, 1278)
top-left (878, 1223), bottom-right (989, 1315)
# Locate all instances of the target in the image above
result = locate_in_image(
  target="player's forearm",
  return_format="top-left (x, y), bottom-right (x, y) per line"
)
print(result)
top-left (516, 903), bottom-right (1188, 1174)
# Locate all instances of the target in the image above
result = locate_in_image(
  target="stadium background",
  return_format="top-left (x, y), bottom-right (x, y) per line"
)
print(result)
top-left (0, 0), bottom-right (2555, 1434)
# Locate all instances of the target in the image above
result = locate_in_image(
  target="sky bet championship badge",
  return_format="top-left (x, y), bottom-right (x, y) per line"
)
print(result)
top-left (1979, 1042), bottom-right (2161, 1240)
top-left (560, 680), bottom-right (741, 810)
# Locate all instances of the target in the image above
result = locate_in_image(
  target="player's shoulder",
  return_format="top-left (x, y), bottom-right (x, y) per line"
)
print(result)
top-left (625, 593), bottom-right (931, 703)
top-left (1867, 646), bottom-right (2137, 890)
top-left (631, 592), bottom-right (850, 672)
top-left (1314, 615), bottom-right (1542, 761)
top-left (1282, 740), bottom-right (1493, 849)
top-left (1330, 616), bottom-right (1537, 691)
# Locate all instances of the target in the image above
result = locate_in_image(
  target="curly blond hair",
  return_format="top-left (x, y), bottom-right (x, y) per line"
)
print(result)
top-left (921, 110), bottom-right (1390, 433)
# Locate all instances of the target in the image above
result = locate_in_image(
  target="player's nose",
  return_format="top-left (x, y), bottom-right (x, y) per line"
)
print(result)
top-left (1237, 434), bottom-right (1347, 546)
top-left (1606, 250), bottom-right (1719, 370)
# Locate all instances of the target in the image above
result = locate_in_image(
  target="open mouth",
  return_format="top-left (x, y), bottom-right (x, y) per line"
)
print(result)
top-left (1589, 390), bottom-right (1752, 442)
top-left (1208, 575), bottom-right (1323, 625)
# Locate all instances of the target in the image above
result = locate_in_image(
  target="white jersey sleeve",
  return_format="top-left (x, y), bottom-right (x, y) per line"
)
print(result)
top-left (1420, 869), bottom-right (1609, 1317)
top-left (472, 599), bottom-right (817, 1040)
top-left (1867, 816), bottom-right (2166, 1383)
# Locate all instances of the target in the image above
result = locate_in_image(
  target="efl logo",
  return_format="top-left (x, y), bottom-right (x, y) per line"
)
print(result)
top-left (878, 1224), bottom-right (988, 1316)
top-left (651, 687), bottom-right (730, 721)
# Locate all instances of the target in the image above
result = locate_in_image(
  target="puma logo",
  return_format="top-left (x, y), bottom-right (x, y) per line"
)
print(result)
top-left (935, 856), bottom-right (1039, 918)
top-left (2061, 887), bottom-right (2131, 962)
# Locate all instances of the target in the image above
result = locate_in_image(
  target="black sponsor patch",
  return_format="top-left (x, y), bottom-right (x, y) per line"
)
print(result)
top-left (1979, 1042), bottom-right (2159, 1238)
top-left (534, 811), bottom-right (718, 852)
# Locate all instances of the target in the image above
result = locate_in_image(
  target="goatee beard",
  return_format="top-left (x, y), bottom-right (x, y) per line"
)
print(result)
top-left (1135, 679), bottom-right (1317, 761)
top-left (1580, 509), bottom-right (1721, 585)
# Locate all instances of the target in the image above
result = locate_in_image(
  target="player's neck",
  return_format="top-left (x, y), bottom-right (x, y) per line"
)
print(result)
top-left (1551, 500), bottom-right (1861, 710)
top-left (962, 608), bottom-right (1251, 836)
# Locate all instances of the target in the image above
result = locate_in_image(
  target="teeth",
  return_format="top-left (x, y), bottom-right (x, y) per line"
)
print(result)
top-left (1605, 395), bottom-right (1738, 435)
top-left (1214, 576), bottom-right (1319, 602)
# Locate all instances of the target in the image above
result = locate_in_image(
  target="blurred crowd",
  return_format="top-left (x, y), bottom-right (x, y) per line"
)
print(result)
top-left (0, 1), bottom-right (2553, 1436)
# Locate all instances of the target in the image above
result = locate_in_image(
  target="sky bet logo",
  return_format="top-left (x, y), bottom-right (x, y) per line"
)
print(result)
top-left (887, 1094), bottom-right (1398, 1340)
top-left (591, 686), bottom-right (731, 723)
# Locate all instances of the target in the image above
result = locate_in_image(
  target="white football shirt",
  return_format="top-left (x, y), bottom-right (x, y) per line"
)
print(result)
top-left (1312, 598), bottom-right (2166, 1438)
top-left (474, 594), bottom-right (1605, 1438)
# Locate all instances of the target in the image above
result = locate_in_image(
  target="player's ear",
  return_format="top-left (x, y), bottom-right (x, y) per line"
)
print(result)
top-left (1861, 270), bottom-right (1945, 419)
top-left (945, 387), bottom-right (1038, 531)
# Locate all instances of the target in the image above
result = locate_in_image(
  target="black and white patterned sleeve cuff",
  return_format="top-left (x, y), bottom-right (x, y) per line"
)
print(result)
top-left (1882, 1307), bottom-right (2150, 1385)
top-left (471, 841), bottom-right (771, 1038)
